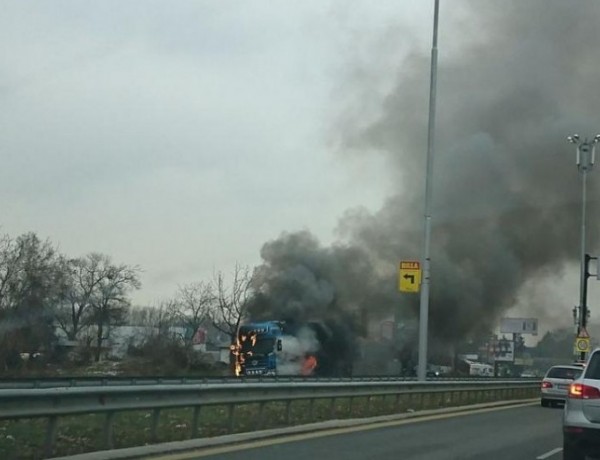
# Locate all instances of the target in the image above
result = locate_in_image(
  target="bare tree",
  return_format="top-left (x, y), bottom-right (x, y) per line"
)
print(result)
top-left (0, 232), bottom-right (67, 370)
top-left (128, 301), bottom-right (176, 330)
top-left (128, 300), bottom-right (179, 346)
top-left (171, 282), bottom-right (214, 346)
top-left (54, 253), bottom-right (116, 341)
top-left (88, 257), bottom-right (141, 361)
top-left (211, 264), bottom-right (253, 343)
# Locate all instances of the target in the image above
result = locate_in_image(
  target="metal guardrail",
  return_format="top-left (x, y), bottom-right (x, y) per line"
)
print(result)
top-left (0, 375), bottom-right (539, 389)
top-left (0, 379), bottom-right (540, 458)
top-left (0, 375), bottom-right (411, 389)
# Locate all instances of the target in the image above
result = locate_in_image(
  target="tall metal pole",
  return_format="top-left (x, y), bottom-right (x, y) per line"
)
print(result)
top-left (579, 166), bottom-right (588, 354)
top-left (417, 0), bottom-right (440, 382)
top-left (569, 134), bottom-right (598, 361)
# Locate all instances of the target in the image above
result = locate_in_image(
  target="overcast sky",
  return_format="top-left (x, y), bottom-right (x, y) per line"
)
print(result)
top-left (1, 2), bottom-right (442, 304)
top-left (3, 1), bottom-right (597, 344)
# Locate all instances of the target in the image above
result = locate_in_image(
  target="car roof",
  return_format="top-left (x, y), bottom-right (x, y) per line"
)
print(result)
top-left (546, 365), bottom-right (583, 371)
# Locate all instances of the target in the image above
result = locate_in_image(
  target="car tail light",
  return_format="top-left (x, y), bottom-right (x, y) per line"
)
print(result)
top-left (569, 383), bottom-right (600, 399)
top-left (542, 381), bottom-right (553, 389)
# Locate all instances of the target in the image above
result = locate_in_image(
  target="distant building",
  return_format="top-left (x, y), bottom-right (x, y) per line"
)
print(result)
top-left (54, 320), bottom-right (233, 363)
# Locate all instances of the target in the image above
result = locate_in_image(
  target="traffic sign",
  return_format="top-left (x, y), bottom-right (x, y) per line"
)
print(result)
top-left (575, 337), bottom-right (590, 354)
top-left (399, 260), bottom-right (421, 293)
top-left (578, 327), bottom-right (590, 339)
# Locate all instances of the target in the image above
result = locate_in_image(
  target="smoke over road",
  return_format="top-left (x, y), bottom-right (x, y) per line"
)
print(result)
top-left (248, 1), bottom-right (600, 364)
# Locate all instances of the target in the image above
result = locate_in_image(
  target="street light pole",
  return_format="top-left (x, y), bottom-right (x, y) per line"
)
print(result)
top-left (417, 0), bottom-right (440, 382)
top-left (581, 162), bottom-right (588, 340)
top-left (568, 134), bottom-right (600, 361)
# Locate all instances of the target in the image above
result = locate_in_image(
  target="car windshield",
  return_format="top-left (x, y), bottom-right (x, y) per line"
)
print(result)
top-left (546, 367), bottom-right (582, 380)
top-left (240, 337), bottom-right (275, 355)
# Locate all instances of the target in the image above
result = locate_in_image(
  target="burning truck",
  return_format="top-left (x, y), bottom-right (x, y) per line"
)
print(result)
top-left (231, 319), bottom-right (354, 377)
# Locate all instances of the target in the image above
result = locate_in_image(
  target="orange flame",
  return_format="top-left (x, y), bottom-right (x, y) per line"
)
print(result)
top-left (301, 355), bottom-right (317, 376)
top-left (231, 334), bottom-right (246, 377)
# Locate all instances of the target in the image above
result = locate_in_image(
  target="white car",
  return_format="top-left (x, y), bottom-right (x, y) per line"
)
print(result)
top-left (540, 365), bottom-right (583, 407)
top-left (563, 349), bottom-right (600, 459)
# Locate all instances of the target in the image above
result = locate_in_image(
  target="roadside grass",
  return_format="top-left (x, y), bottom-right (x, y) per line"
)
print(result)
top-left (0, 389), bottom-right (535, 459)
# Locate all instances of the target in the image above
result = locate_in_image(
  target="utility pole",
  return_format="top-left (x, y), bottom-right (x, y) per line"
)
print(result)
top-left (417, 0), bottom-right (440, 382)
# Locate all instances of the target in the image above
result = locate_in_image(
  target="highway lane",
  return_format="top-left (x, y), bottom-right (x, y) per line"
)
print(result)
top-left (158, 403), bottom-right (565, 460)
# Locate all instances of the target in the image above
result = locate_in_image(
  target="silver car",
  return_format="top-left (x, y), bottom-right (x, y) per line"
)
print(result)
top-left (540, 365), bottom-right (583, 407)
top-left (563, 348), bottom-right (600, 459)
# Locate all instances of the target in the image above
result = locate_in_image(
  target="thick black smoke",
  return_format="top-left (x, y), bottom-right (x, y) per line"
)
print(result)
top-left (249, 1), bottom-right (600, 362)
top-left (247, 231), bottom-right (395, 375)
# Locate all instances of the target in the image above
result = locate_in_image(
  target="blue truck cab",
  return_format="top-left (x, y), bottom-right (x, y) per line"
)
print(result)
top-left (235, 321), bottom-right (283, 376)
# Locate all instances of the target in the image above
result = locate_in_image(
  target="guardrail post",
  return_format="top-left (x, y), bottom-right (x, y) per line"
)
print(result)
top-left (227, 404), bottom-right (235, 433)
top-left (151, 408), bottom-right (161, 443)
top-left (349, 396), bottom-right (354, 416)
top-left (395, 393), bottom-right (401, 412)
top-left (329, 397), bottom-right (336, 419)
top-left (366, 396), bottom-right (372, 415)
top-left (191, 406), bottom-right (202, 438)
top-left (308, 398), bottom-right (315, 422)
top-left (44, 415), bottom-right (58, 458)
top-left (258, 402), bottom-right (266, 430)
top-left (284, 400), bottom-right (292, 425)
top-left (103, 411), bottom-right (116, 450)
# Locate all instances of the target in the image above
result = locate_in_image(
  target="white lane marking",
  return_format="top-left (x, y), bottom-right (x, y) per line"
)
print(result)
top-left (536, 447), bottom-right (562, 459)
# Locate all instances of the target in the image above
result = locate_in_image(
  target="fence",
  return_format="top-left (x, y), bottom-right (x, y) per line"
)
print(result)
top-left (0, 379), bottom-right (540, 458)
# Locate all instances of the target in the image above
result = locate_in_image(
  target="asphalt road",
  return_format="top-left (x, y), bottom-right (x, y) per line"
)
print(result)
top-left (170, 403), bottom-right (566, 460)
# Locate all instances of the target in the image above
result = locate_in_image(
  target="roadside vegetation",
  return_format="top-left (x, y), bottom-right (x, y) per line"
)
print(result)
top-left (0, 231), bottom-right (252, 379)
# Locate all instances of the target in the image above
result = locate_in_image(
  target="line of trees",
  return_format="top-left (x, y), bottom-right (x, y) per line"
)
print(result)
top-left (0, 231), bottom-right (254, 374)
top-left (0, 232), bottom-right (142, 371)
top-left (127, 265), bottom-right (254, 370)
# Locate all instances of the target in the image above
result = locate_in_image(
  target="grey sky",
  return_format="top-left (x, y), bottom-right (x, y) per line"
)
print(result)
top-left (2, 1), bottom-right (435, 304)
top-left (3, 1), bottom-right (596, 346)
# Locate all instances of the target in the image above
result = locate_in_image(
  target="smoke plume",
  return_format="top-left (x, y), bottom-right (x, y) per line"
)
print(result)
top-left (276, 326), bottom-right (320, 375)
top-left (249, 1), bottom-right (600, 360)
